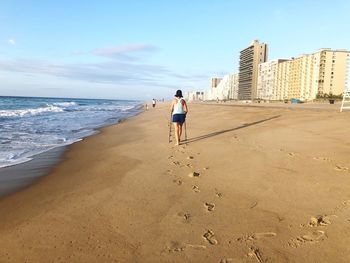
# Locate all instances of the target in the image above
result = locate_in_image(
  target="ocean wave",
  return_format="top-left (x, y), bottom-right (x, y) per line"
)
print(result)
top-left (0, 105), bottom-right (64, 117)
top-left (0, 98), bottom-right (142, 168)
top-left (52, 102), bottom-right (78, 107)
top-left (63, 104), bottom-right (139, 112)
top-left (0, 156), bottom-right (33, 168)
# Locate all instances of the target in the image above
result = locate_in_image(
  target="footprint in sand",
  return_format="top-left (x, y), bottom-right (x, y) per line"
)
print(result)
top-left (279, 149), bottom-right (298, 158)
top-left (250, 201), bottom-right (258, 209)
top-left (204, 202), bottom-right (215, 212)
top-left (177, 212), bottom-right (191, 223)
top-left (232, 135), bottom-right (239, 141)
top-left (237, 232), bottom-right (276, 242)
top-left (333, 200), bottom-right (350, 213)
top-left (192, 185), bottom-right (200, 193)
top-left (186, 163), bottom-right (193, 168)
top-left (187, 156), bottom-right (194, 160)
top-left (288, 230), bottom-right (326, 248)
top-left (251, 232), bottom-right (277, 240)
top-left (166, 241), bottom-right (185, 253)
top-left (172, 161), bottom-right (181, 166)
top-left (248, 246), bottom-right (264, 263)
top-left (203, 230), bottom-right (218, 245)
top-left (176, 147), bottom-right (186, 153)
top-left (313, 156), bottom-right (332, 162)
top-left (185, 244), bottom-right (206, 250)
top-left (173, 179), bottom-right (183, 185)
top-left (301, 230), bottom-right (326, 242)
top-left (183, 213), bottom-right (191, 222)
top-left (308, 215), bottom-right (332, 227)
top-left (215, 189), bottom-right (223, 198)
top-left (334, 165), bottom-right (349, 172)
top-left (165, 241), bottom-right (206, 253)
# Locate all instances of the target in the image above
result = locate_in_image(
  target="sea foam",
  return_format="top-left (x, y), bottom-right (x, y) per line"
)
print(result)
top-left (0, 96), bottom-right (141, 168)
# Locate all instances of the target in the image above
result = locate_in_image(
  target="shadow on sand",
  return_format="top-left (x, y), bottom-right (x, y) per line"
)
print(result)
top-left (183, 115), bottom-right (281, 144)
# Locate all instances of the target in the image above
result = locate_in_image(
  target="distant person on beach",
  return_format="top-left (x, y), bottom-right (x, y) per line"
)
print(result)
top-left (170, 90), bottom-right (188, 146)
top-left (145, 103), bottom-right (148, 111)
top-left (152, 99), bottom-right (156, 108)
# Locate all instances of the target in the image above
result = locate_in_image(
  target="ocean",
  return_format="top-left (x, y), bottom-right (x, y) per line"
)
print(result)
top-left (0, 96), bottom-right (142, 168)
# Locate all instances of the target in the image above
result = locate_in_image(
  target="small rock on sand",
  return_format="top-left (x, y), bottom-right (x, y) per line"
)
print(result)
top-left (188, 172), bottom-right (200, 177)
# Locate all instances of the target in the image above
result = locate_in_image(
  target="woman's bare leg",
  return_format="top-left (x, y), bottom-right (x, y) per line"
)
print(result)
top-left (173, 123), bottom-right (180, 145)
top-left (179, 123), bottom-right (183, 140)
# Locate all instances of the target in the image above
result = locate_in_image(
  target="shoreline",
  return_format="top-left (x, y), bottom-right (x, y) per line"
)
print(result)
top-left (0, 146), bottom-right (66, 198)
top-left (0, 106), bottom-right (144, 199)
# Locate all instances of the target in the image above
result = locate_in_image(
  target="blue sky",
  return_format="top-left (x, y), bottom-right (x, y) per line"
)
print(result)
top-left (0, 0), bottom-right (349, 100)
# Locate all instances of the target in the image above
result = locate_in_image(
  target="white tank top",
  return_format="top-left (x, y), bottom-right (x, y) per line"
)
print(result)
top-left (173, 98), bottom-right (185, 114)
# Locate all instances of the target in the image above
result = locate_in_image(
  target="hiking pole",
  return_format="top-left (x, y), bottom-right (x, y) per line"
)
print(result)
top-left (168, 112), bottom-right (172, 143)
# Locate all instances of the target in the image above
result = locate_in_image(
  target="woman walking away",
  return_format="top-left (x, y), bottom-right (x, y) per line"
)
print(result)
top-left (171, 90), bottom-right (188, 146)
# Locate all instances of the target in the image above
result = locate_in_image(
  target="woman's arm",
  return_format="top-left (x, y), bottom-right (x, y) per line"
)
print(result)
top-left (170, 99), bottom-right (175, 113)
top-left (183, 100), bottom-right (188, 113)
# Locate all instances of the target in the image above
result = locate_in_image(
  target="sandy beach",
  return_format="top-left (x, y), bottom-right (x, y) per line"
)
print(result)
top-left (1, 102), bottom-right (350, 262)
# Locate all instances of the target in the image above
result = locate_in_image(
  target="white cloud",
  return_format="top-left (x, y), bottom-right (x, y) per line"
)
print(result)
top-left (0, 43), bottom-right (211, 94)
top-left (0, 57), bottom-right (208, 90)
top-left (8, 39), bottom-right (16, 45)
top-left (92, 44), bottom-right (156, 59)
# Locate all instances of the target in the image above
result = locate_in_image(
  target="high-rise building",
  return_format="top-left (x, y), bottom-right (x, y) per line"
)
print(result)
top-left (277, 49), bottom-right (350, 101)
top-left (186, 91), bottom-right (204, 101)
top-left (228, 73), bottom-right (239, 100)
top-left (257, 59), bottom-right (288, 100)
top-left (204, 73), bottom-right (239, 100)
top-left (347, 56), bottom-right (350, 91)
top-left (286, 54), bottom-right (317, 100)
top-left (211, 77), bottom-right (223, 88)
top-left (256, 48), bottom-right (349, 101)
top-left (275, 60), bottom-right (291, 100)
top-left (238, 40), bottom-right (268, 100)
top-left (316, 49), bottom-right (350, 96)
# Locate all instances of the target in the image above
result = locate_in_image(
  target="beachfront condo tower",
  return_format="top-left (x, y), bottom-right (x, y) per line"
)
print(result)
top-left (238, 40), bottom-right (268, 100)
top-left (256, 49), bottom-right (349, 101)
top-left (316, 49), bottom-right (350, 96)
top-left (257, 59), bottom-right (289, 101)
top-left (282, 49), bottom-right (350, 100)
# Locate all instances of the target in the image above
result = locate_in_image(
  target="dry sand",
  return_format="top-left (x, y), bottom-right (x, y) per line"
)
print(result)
top-left (1, 102), bottom-right (350, 262)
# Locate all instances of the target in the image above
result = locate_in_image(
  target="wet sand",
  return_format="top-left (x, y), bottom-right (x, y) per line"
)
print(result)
top-left (0, 147), bottom-right (65, 198)
top-left (1, 102), bottom-right (350, 262)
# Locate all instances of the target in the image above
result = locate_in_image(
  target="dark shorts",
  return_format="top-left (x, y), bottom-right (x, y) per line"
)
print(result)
top-left (172, 113), bottom-right (186, 123)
